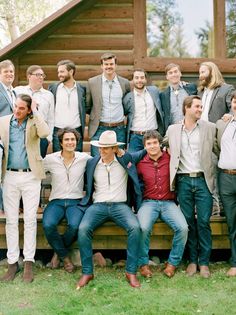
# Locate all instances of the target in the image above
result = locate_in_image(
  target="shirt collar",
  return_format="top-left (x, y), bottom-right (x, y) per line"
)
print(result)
top-left (102, 73), bottom-right (118, 84)
top-left (27, 85), bottom-right (44, 93)
top-left (1, 82), bottom-right (13, 92)
top-left (58, 81), bottom-right (77, 90)
top-left (170, 82), bottom-right (184, 91)
top-left (98, 155), bottom-right (118, 165)
top-left (182, 119), bottom-right (199, 131)
top-left (134, 87), bottom-right (147, 97)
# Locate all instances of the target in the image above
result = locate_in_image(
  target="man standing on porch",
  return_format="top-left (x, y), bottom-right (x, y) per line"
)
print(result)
top-left (87, 53), bottom-right (130, 156)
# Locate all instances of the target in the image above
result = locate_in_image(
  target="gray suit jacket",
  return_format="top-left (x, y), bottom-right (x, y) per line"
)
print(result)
top-left (198, 83), bottom-right (235, 123)
top-left (0, 82), bottom-right (14, 117)
top-left (123, 86), bottom-right (165, 143)
top-left (86, 74), bottom-right (130, 138)
top-left (164, 120), bottom-right (217, 193)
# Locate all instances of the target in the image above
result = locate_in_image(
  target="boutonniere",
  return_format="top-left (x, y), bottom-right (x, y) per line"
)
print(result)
top-left (127, 162), bottom-right (132, 169)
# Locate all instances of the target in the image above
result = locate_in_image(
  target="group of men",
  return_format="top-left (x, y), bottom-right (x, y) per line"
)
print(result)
top-left (0, 53), bottom-right (236, 288)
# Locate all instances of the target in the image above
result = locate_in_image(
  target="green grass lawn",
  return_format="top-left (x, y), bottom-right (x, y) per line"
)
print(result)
top-left (0, 263), bottom-right (235, 315)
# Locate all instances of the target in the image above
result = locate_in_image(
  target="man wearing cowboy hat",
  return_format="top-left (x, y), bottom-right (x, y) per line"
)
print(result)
top-left (76, 130), bottom-right (145, 289)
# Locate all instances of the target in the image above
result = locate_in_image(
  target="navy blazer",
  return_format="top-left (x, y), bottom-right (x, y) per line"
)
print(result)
top-left (160, 83), bottom-right (197, 130)
top-left (80, 151), bottom-right (146, 212)
top-left (0, 83), bottom-right (14, 117)
top-left (123, 85), bottom-right (165, 143)
top-left (48, 82), bottom-right (86, 136)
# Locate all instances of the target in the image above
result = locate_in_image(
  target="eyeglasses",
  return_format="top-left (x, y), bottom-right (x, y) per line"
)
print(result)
top-left (31, 73), bottom-right (46, 78)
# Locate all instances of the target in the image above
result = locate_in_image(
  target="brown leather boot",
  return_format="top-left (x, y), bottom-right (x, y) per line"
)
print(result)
top-left (0, 262), bottom-right (19, 281)
top-left (23, 261), bottom-right (34, 283)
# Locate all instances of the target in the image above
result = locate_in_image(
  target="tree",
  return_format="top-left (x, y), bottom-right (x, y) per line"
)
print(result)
top-left (0, 0), bottom-right (72, 48)
top-left (226, 0), bottom-right (236, 58)
top-left (147, 0), bottom-right (190, 58)
top-left (195, 21), bottom-right (214, 58)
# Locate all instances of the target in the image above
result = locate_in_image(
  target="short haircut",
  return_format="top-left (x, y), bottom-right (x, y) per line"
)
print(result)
top-left (57, 60), bottom-right (76, 76)
top-left (17, 94), bottom-right (32, 110)
top-left (100, 52), bottom-right (117, 64)
top-left (133, 68), bottom-right (147, 79)
top-left (57, 128), bottom-right (80, 148)
top-left (0, 59), bottom-right (15, 72)
top-left (143, 130), bottom-right (163, 146)
top-left (182, 95), bottom-right (201, 115)
top-left (231, 91), bottom-right (236, 101)
top-left (26, 65), bottom-right (42, 76)
top-left (165, 63), bottom-right (181, 74)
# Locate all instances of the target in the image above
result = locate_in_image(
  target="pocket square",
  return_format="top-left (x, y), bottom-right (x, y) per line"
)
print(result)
top-left (127, 162), bottom-right (132, 169)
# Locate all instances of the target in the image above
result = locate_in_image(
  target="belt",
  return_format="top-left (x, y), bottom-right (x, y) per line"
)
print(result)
top-left (130, 130), bottom-right (156, 136)
top-left (7, 168), bottom-right (31, 172)
top-left (178, 172), bottom-right (204, 178)
top-left (99, 121), bottom-right (124, 127)
top-left (222, 169), bottom-right (236, 175)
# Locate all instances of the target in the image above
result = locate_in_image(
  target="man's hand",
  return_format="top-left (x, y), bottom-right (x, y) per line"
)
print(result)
top-left (31, 99), bottom-right (38, 112)
top-left (221, 113), bottom-right (232, 122)
top-left (116, 148), bottom-right (125, 157)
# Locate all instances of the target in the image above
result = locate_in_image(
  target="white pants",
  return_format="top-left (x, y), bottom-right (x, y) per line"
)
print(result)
top-left (3, 171), bottom-right (41, 264)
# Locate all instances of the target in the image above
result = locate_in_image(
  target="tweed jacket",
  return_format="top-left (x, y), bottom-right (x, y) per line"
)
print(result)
top-left (123, 85), bottom-right (165, 142)
top-left (198, 83), bottom-right (235, 123)
top-left (49, 82), bottom-right (86, 136)
top-left (164, 120), bottom-right (217, 193)
top-left (79, 151), bottom-right (145, 211)
top-left (0, 82), bottom-right (14, 117)
top-left (160, 82), bottom-right (197, 130)
top-left (0, 113), bottom-right (50, 180)
top-left (86, 74), bottom-right (130, 138)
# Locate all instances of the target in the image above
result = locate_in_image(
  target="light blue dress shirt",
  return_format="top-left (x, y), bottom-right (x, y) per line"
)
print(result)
top-left (7, 117), bottom-right (30, 169)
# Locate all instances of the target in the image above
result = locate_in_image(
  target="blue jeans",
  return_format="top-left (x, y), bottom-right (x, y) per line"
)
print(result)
top-left (177, 175), bottom-right (213, 266)
top-left (137, 200), bottom-right (188, 267)
top-left (128, 133), bottom-right (144, 153)
top-left (43, 199), bottom-right (84, 259)
top-left (53, 127), bottom-right (83, 152)
top-left (40, 138), bottom-right (49, 158)
top-left (0, 185), bottom-right (3, 210)
top-left (78, 202), bottom-right (141, 274)
top-left (91, 125), bottom-right (126, 156)
top-left (219, 171), bottom-right (236, 266)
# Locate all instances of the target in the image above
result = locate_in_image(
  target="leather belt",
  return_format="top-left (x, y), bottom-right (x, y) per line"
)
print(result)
top-left (222, 169), bottom-right (236, 175)
top-left (7, 168), bottom-right (31, 172)
top-left (99, 121), bottom-right (124, 127)
top-left (178, 172), bottom-right (204, 178)
top-left (130, 130), bottom-right (156, 136)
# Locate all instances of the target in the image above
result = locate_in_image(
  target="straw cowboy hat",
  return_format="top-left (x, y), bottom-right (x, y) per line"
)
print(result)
top-left (90, 130), bottom-right (125, 147)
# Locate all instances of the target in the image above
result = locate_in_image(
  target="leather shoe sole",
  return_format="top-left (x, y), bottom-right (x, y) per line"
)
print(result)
top-left (76, 274), bottom-right (94, 289)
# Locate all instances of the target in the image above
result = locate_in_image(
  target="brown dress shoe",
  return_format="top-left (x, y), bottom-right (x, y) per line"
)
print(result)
top-left (125, 273), bottom-right (141, 288)
top-left (163, 263), bottom-right (176, 278)
top-left (199, 265), bottom-right (210, 278)
top-left (76, 274), bottom-right (94, 289)
top-left (227, 267), bottom-right (236, 277)
top-left (23, 261), bottom-right (34, 283)
top-left (50, 253), bottom-right (60, 269)
top-left (186, 263), bottom-right (197, 276)
top-left (0, 262), bottom-right (19, 282)
top-left (140, 265), bottom-right (152, 278)
top-left (63, 256), bottom-right (75, 273)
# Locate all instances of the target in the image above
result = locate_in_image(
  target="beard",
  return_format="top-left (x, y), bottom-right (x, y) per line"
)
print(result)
top-left (59, 74), bottom-right (71, 83)
top-left (199, 74), bottom-right (211, 88)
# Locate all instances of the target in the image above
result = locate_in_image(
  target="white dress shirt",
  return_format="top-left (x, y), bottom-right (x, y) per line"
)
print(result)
top-left (201, 88), bottom-right (214, 121)
top-left (54, 82), bottom-right (81, 128)
top-left (131, 87), bottom-right (157, 131)
top-left (178, 122), bottom-right (203, 173)
top-left (43, 151), bottom-right (91, 201)
top-left (218, 118), bottom-right (236, 169)
top-left (14, 85), bottom-right (54, 141)
top-left (93, 157), bottom-right (128, 203)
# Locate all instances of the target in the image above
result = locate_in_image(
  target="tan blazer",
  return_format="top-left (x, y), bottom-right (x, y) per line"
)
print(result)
top-left (164, 120), bottom-right (217, 193)
top-left (0, 114), bottom-right (50, 180)
top-left (86, 74), bottom-right (130, 138)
